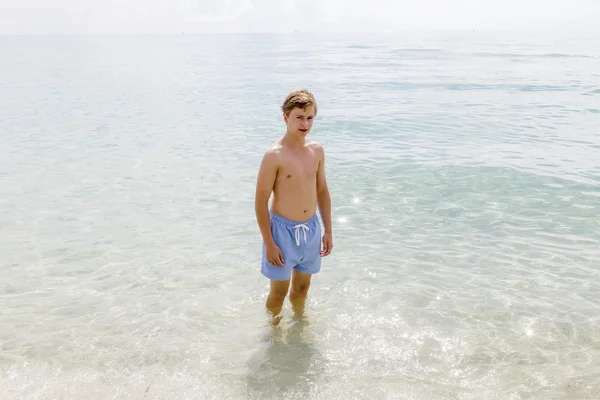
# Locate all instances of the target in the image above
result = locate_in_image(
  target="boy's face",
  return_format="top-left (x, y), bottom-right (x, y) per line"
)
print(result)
top-left (284, 106), bottom-right (315, 136)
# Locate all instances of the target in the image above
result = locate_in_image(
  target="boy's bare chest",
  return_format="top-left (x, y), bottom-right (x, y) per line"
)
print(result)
top-left (278, 154), bottom-right (318, 182)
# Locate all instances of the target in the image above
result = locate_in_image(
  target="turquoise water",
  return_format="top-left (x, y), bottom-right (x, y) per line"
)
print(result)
top-left (1, 32), bottom-right (599, 399)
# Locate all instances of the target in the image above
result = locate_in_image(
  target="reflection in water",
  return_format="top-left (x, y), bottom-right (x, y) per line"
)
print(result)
top-left (245, 315), bottom-right (324, 399)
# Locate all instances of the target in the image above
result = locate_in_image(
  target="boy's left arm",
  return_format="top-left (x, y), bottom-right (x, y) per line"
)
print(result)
top-left (316, 145), bottom-right (333, 257)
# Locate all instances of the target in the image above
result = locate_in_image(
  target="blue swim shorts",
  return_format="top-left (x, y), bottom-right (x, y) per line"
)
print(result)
top-left (261, 211), bottom-right (322, 281)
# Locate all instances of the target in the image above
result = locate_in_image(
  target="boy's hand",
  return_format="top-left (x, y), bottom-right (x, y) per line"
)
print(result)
top-left (266, 243), bottom-right (285, 267)
top-left (321, 233), bottom-right (333, 257)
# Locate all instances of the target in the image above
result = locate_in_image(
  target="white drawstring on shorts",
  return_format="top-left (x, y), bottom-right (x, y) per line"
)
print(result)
top-left (292, 224), bottom-right (310, 246)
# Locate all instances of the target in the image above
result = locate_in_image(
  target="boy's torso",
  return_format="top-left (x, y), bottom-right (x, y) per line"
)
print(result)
top-left (271, 142), bottom-right (320, 223)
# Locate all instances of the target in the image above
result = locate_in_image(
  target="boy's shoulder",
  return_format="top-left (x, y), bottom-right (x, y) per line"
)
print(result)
top-left (259, 141), bottom-right (283, 167)
top-left (263, 141), bottom-right (284, 156)
top-left (306, 140), bottom-right (325, 157)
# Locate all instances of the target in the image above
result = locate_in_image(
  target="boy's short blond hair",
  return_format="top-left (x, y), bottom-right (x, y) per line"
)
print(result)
top-left (281, 89), bottom-right (318, 116)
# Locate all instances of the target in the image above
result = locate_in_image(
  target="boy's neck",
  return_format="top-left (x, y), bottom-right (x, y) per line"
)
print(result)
top-left (281, 132), bottom-right (305, 148)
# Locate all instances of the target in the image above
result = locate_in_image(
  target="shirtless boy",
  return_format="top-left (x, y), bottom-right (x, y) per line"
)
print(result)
top-left (254, 89), bottom-right (333, 320)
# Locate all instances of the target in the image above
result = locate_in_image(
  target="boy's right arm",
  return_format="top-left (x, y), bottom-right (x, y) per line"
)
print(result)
top-left (255, 150), bottom-right (278, 248)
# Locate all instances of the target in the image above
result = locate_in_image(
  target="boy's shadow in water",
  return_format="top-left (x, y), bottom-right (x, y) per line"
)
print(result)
top-left (245, 316), bottom-right (325, 399)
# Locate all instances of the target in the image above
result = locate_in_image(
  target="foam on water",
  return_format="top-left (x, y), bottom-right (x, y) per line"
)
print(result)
top-left (1, 31), bottom-right (599, 399)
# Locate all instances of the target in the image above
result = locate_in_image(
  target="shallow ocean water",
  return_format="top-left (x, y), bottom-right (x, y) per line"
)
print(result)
top-left (1, 31), bottom-right (599, 399)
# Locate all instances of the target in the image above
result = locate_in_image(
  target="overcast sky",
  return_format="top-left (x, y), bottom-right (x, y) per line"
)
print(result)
top-left (1, 0), bottom-right (599, 34)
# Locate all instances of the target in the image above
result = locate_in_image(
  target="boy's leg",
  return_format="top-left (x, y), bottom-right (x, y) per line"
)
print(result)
top-left (290, 269), bottom-right (312, 317)
top-left (266, 279), bottom-right (290, 324)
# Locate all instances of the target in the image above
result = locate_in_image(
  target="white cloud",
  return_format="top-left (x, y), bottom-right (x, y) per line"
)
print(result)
top-left (0, 0), bottom-right (598, 34)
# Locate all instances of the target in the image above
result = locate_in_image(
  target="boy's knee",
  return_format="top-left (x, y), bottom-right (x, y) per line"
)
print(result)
top-left (270, 286), bottom-right (289, 300)
top-left (292, 282), bottom-right (310, 295)
top-left (297, 283), bottom-right (310, 294)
